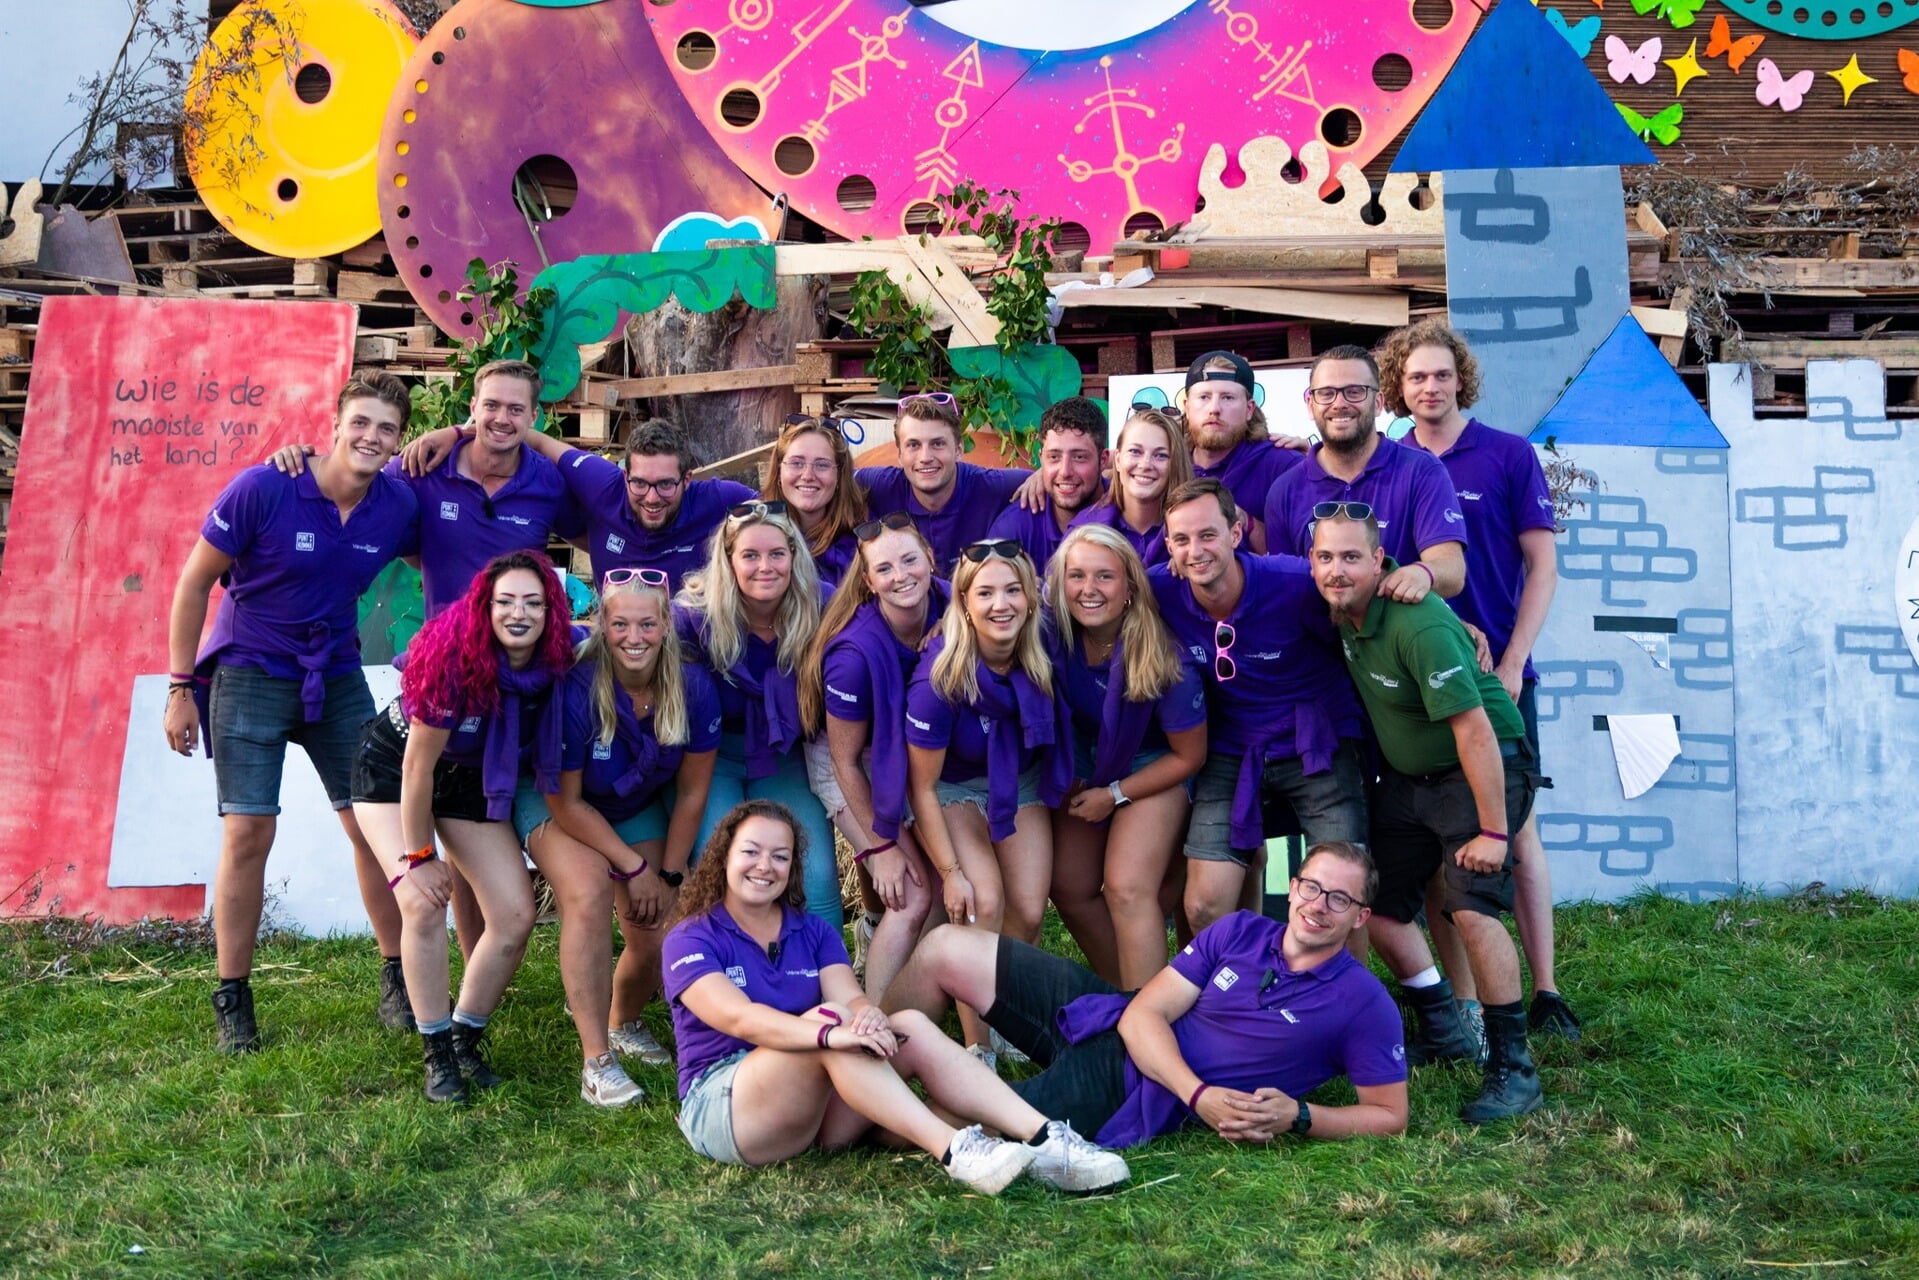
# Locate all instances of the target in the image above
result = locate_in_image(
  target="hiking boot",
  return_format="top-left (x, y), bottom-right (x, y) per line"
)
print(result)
top-left (378, 959), bottom-right (415, 1031)
top-left (212, 979), bottom-right (260, 1054)
top-left (1529, 990), bottom-right (1583, 1042)
top-left (580, 1052), bottom-right (645, 1108)
top-left (450, 1022), bottom-right (504, 1090)
top-left (851, 911), bottom-right (879, 985)
top-left (1457, 997), bottom-right (1490, 1067)
top-left (1460, 1004), bottom-right (1545, 1125)
top-left (1403, 978), bottom-right (1479, 1067)
top-left (608, 1020), bottom-right (673, 1066)
top-left (1026, 1120), bottom-right (1129, 1192)
top-left (942, 1124), bottom-right (1038, 1195)
top-left (421, 1029), bottom-right (468, 1104)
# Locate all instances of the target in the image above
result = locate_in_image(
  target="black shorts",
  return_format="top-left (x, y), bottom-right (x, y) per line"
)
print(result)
top-left (349, 700), bottom-right (496, 823)
top-left (986, 937), bottom-right (1130, 1141)
top-left (1369, 739), bottom-right (1544, 924)
top-left (1518, 679), bottom-right (1541, 760)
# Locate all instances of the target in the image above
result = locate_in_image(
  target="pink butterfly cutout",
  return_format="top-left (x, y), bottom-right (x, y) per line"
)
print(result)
top-left (1606, 35), bottom-right (1663, 85)
top-left (1755, 57), bottom-right (1814, 111)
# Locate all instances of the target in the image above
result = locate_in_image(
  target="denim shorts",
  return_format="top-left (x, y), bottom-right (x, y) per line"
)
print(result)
top-left (511, 776), bottom-right (668, 846)
top-left (349, 701), bottom-right (494, 823)
top-left (1184, 741), bottom-right (1369, 866)
top-left (935, 762), bottom-right (1044, 816)
top-left (988, 937), bottom-right (1131, 1141)
top-left (676, 1047), bottom-right (750, 1165)
top-left (209, 663), bottom-right (374, 816)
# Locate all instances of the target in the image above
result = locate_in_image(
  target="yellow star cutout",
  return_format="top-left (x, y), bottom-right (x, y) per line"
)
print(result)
top-left (1665, 39), bottom-right (1708, 96)
top-left (1829, 54), bottom-right (1876, 105)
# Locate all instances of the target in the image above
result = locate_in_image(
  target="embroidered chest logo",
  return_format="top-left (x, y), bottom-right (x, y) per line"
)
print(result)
top-left (458, 716), bottom-right (482, 733)
top-left (1212, 966), bottom-right (1240, 991)
top-left (439, 501), bottom-right (460, 522)
top-left (294, 531), bottom-right (315, 552)
top-left (1458, 490), bottom-right (1483, 501)
top-left (606, 534), bottom-right (626, 554)
top-left (353, 543), bottom-right (382, 554)
top-left (591, 742), bottom-right (613, 761)
top-left (1367, 671), bottom-right (1401, 689)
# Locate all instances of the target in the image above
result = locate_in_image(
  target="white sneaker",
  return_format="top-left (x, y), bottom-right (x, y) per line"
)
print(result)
top-left (942, 1123), bottom-right (1038, 1195)
top-left (851, 912), bottom-right (878, 984)
top-left (581, 1052), bottom-right (644, 1107)
top-left (608, 1020), bottom-right (673, 1066)
top-left (989, 1027), bottom-right (1029, 1066)
top-left (1027, 1119), bottom-right (1130, 1192)
top-left (967, 1042), bottom-right (999, 1073)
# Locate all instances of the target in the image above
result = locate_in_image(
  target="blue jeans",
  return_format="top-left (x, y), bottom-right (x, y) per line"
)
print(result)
top-left (697, 733), bottom-right (843, 928)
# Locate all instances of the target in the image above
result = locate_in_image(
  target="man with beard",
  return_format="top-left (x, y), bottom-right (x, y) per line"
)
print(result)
top-left (1263, 347), bottom-right (1466, 605)
top-left (1183, 350), bottom-right (1300, 554)
top-left (1311, 508), bottom-right (1545, 1124)
top-left (986, 396), bottom-right (1107, 571)
top-left (858, 393), bottom-right (1032, 571)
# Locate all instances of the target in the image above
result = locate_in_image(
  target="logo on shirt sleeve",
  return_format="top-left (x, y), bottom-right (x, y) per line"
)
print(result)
top-left (209, 508), bottom-right (230, 532)
top-left (294, 531), bottom-right (315, 552)
top-left (827, 684), bottom-right (857, 704)
top-left (669, 952), bottom-right (706, 970)
top-left (1428, 665), bottom-right (1464, 690)
top-left (725, 965), bottom-right (748, 988)
top-left (907, 713), bottom-right (932, 732)
top-left (1443, 508), bottom-right (1464, 523)
top-left (1537, 495), bottom-right (1553, 510)
top-left (1212, 966), bottom-right (1240, 991)
top-left (439, 501), bottom-right (460, 522)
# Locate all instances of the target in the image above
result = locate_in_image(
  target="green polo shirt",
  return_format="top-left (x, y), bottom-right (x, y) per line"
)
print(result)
top-left (1334, 562), bottom-right (1526, 775)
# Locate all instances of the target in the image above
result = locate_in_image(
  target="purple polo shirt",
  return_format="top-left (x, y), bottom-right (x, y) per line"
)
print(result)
top-left (1407, 420), bottom-right (1556, 681)
top-left (1056, 911), bottom-right (1405, 1148)
top-left (416, 696), bottom-right (543, 770)
top-left (1058, 645), bottom-right (1207, 758)
top-left (675, 611), bottom-right (777, 734)
top-left (821, 596), bottom-right (948, 722)
top-left (1148, 555), bottom-right (1362, 758)
top-left (556, 661), bottom-right (723, 823)
top-left (1262, 434), bottom-right (1466, 565)
top-left (198, 465), bottom-right (420, 688)
top-left (390, 438), bottom-right (579, 619)
top-left (1068, 501), bottom-right (1168, 566)
top-left (855, 462), bottom-right (1031, 570)
top-left (987, 491), bottom-right (1101, 576)
top-left (662, 902), bottom-right (852, 1098)
top-left (813, 530), bottom-right (860, 592)
top-left (557, 450), bottom-right (754, 591)
top-left (904, 662), bottom-right (1040, 783)
top-left (1193, 439), bottom-right (1299, 537)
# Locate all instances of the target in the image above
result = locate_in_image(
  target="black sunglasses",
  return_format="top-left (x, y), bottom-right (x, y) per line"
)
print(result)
top-left (961, 539), bottom-right (1023, 564)
top-left (855, 511), bottom-right (915, 542)
top-left (1312, 501), bottom-right (1373, 522)
top-left (728, 499), bottom-right (789, 519)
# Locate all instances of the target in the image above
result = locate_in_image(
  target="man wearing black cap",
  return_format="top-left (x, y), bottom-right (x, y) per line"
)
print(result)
top-left (1182, 351), bottom-right (1302, 554)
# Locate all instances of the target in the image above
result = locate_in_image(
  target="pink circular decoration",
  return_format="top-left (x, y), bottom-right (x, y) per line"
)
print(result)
top-left (647, 1), bottom-right (1477, 248)
top-left (378, 0), bottom-right (770, 337)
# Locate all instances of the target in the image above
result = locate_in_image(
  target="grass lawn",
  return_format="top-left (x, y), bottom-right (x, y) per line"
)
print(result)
top-left (1, 889), bottom-right (1915, 1279)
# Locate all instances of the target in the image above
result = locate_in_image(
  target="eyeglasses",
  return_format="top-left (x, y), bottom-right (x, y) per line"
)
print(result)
top-left (1305, 384), bottom-right (1378, 406)
top-left (1213, 620), bottom-right (1237, 682)
top-left (779, 455), bottom-right (839, 476)
top-left (1292, 876), bottom-right (1365, 914)
top-left (960, 539), bottom-right (1023, 564)
top-left (727, 499), bottom-right (789, 520)
top-left (1312, 501), bottom-right (1373, 522)
top-left (602, 567), bottom-right (668, 590)
top-left (855, 511), bottom-right (915, 542)
top-left (625, 475), bottom-right (683, 497)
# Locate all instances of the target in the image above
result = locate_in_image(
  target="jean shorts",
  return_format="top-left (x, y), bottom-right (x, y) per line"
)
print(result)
top-left (510, 776), bottom-right (668, 846)
top-left (676, 1047), bottom-right (750, 1165)
top-left (349, 701), bottom-right (494, 823)
top-left (934, 762), bottom-right (1044, 816)
top-left (1184, 741), bottom-right (1369, 866)
top-left (209, 663), bottom-right (373, 816)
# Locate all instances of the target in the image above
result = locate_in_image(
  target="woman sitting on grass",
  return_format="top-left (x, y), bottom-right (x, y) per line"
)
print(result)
top-left (662, 799), bottom-right (1129, 1193)
top-left (351, 550), bottom-right (571, 1104)
top-left (516, 568), bottom-right (719, 1104)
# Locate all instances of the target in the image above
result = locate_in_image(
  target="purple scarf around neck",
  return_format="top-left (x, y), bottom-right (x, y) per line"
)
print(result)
top-left (486, 656), bottom-right (563, 821)
top-left (924, 633), bottom-right (1074, 841)
top-left (832, 580), bottom-right (949, 839)
top-left (1083, 632), bottom-right (1158, 789)
top-left (606, 681), bottom-right (664, 798)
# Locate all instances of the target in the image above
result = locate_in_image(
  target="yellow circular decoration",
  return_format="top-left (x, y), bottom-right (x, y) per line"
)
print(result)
top-left (184, 0), bottom-right (418, 259)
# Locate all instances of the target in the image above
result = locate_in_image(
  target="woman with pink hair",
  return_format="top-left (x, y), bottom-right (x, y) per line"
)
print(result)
top-left (350, 550), bottom-right (579, 1104)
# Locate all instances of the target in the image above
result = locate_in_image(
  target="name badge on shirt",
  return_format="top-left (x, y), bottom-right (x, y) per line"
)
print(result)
top-left (606, 534), bottom-right (626, 554)
top-left (440, 501), bottom-right (460, 522)
top-left (459, 716), bottom-right (482, 733)
top-left (591, 742), bottom-right (613, 761)
top-left (1213, 966), bottom-right (1240, 991)
top-left (725, 965), bottom-right (747, 989)
top-left (295, 531), bottom-right (315, 552)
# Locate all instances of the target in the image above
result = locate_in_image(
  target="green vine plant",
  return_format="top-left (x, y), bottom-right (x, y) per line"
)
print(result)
top-left (408, 258), bottom-right (558, 441)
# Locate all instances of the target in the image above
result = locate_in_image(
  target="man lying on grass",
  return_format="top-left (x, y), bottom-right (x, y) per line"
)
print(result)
top-left (885, 840), bottom-right (1409, 1146)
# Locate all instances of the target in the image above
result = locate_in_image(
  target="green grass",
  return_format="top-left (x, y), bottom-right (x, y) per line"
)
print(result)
top-left (2, 891), bottom-right (1916, 1279)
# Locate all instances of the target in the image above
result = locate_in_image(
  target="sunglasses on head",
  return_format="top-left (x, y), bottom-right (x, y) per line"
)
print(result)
top-left (961, 539), bottom-right (1023, 564)
top-left (602, 567), bottom-right (668, 590)
top-left (855, 511), bottom-right (915, 542)
top-left (906, 392), bottom-right (958, 409)
top-left (786, 412), bottom-right (861, 436)
top-left (728, 499), bottom-right (789, 520)
top-left (1312, 501), bottom-right (1373, 522)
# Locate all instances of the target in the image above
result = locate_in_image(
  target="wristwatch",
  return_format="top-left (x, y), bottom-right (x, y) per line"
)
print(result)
top-left (657, 868), bottom-right (684, 889)
top-left (1290, 1100), bottom-right (1313, 1136)
top-left (1108, 781), bottom-right (1131, 808)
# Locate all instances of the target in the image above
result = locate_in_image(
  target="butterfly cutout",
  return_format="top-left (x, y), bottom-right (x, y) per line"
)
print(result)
top-left (1617, 101), bottom-right (1683, 145)
top-left (1706, 13), bottom-right (1765, 74)
top-left (1755, 58), bottom-right (1814, 111)
top-left (1607, 35), bottom-right (1663, 84)
top-left (1900, 48), bottom-right (1919, 94)
top-left (1630, 0), bottom-right (1703, 28)
top-left (1545, 8), bottom-right (1601, 57)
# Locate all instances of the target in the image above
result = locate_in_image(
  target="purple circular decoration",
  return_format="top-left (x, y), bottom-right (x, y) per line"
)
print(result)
top-left (378, 0), bottom-right (770, 338)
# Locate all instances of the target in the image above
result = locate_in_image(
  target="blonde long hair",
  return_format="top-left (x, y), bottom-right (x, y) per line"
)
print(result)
top-left (676, 506), bottom-right (821, 677)
top-left (576, 578), bottom-right (690, 747)
top-left (797, 518), bottom-right (939, 734)
top-left (1044, 524), bottom-right (1185, 704)
top-left (931, 547), bottom-right (1052, 704)
top-left (1092, 407), bottom-right (1193, 513)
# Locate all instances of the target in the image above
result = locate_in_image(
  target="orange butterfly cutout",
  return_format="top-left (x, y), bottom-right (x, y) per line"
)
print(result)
top-left (1900, 48), bottom-right (1919, 94)
top-left (1707, 13), bottom-right (1764, 74)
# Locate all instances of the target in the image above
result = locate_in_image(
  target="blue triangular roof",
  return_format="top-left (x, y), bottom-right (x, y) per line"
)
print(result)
top-left (1391, 1), bottom-right (1655, 172)
top-left (1529, 314), bottom-right (1728, 448)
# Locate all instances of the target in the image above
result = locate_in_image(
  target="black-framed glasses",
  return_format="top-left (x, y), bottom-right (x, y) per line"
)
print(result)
top-left (1293, 876), bottom-right (1365, 914)
top-left (855, 511), bottom-right (915, 542)
top-left (727, 499), bottom-right (789, 520)
top-left (625, 475), bottom-right (684, 497)
top-left (1312, 501), bottom-right (1373, 522)
top-left (603, 567), bottom-right (668, 590)
top-left (1213, 620), bottom-right (1237, 683)
top-left (961, 539), bottom-right (1022, 564)
top-left (1305, 384), bottom-right (1378, 406)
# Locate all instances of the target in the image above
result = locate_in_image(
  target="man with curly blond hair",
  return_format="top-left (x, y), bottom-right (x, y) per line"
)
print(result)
top-left (1383, 320), bottom-right (1580, 1043)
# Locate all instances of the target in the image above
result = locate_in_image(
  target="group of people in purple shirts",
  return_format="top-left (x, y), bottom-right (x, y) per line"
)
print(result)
top-left (161, 320), bottom-right (1578, 1196)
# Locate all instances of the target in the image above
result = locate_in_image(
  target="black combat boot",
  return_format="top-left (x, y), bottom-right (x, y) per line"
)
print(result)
top-left (377, 958), bottom-right (415, 1030)
top-left (213, 978), bottom-right (261, 1054)
top-left (450, 1021), bottom-right (504, 1089)
top-left (421, 1028), bottom-right (468, 1103)
top-left (1460, 1003), bottom-right (1545, 1124)
top-left (1403, 978), bottom-right (1480, 1066)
